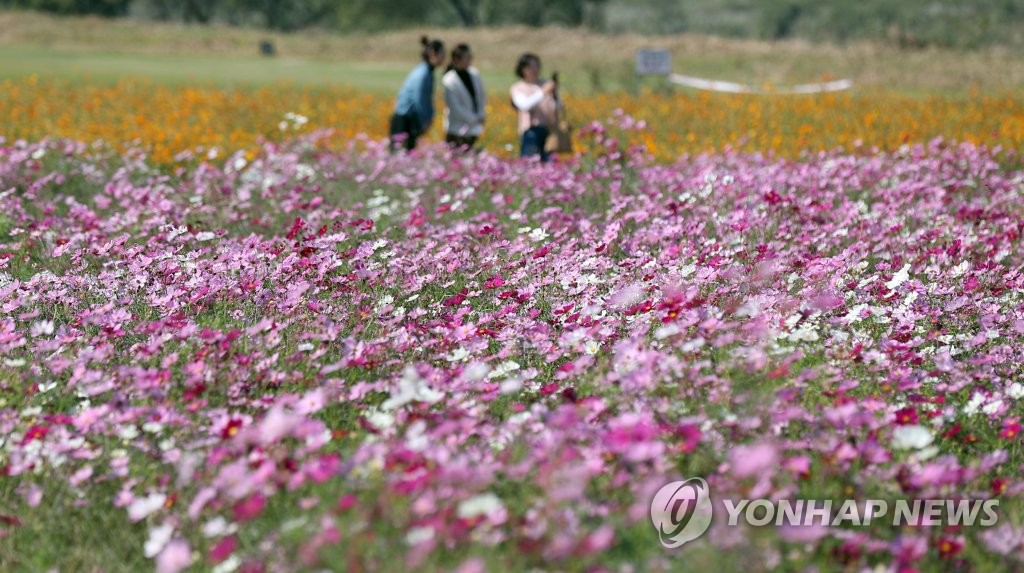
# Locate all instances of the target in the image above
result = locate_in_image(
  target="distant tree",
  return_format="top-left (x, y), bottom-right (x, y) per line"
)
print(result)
top-left (143, 0), bottom-right (176, 20)
top-left (2, 0), bottom-right (131, 16)
top-left (246, 0), bottom-right (337, 30)
top-left (445, 0), bottom-right (480, 26)
top-left (5, 0), bottom-right (1022, 49)
top-left (331, 0), bottom-right (606, 29)
top-left (480, 0), bottom-right (604, 27)
top-left (128, 0), bottom-right (335, 29)
top-left (334, 0), bottom-right (436, 31)
top-left (762, 2), bottom-right (803, 39)
top-left (182, 0), bottom-right (209, 23)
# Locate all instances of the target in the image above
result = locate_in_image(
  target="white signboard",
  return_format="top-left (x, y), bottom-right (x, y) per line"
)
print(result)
top-left (636, 49), bottom-right (672, 76)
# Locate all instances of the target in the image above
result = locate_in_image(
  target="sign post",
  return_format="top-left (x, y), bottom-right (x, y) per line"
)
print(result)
top-left (635, 49), bottom-right (672, 77)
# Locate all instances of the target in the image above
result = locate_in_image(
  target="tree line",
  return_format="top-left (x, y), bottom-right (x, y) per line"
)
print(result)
top-left (1, 0), bottom-right (1021, 50)
top-left (0, 0), bottom-right (606, 29)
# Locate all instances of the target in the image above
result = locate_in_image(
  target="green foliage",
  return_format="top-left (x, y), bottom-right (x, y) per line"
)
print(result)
top-left (604, 0), bottom-right (1024, 50)
top-left (2, 0), bottom-right (1022, 48)
top-left (3, 0), bottom-right (607, 30)
top-left (0, 0), bottom-right (129, 16)
top-left (331, 0), bottom-right (603, 31)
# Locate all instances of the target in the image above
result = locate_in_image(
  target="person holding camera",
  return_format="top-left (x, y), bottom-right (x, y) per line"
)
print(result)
top-left (510, 53), bottom-right (560, 163)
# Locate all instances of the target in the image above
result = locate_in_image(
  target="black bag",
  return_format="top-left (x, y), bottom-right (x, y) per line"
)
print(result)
top-left (389, 113), bottom-right (423, 151)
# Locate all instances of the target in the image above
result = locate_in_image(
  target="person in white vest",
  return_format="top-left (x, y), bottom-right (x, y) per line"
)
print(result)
top-left (442, 44), bottom-right (487, 152)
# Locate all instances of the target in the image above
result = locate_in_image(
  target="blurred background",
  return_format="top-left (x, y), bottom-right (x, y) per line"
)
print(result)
top-left (1, 0), bottom-right (1022, 49)
top-left (1, 0), bottom-right (1022, 94)
top-left (2, 0), bottom-right (1022, 162)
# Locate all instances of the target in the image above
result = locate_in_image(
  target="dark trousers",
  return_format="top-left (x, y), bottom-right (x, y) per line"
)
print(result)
top-left (389, 113), bottom-right (422, 152)
top-left (446, 133), bottom-right (479, 152)
top-left (520, 126), bottom-right (551, 163)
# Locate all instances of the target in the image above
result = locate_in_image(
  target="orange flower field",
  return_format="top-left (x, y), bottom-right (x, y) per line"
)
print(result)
top-left (3, 77), bottom-right (1023, 163)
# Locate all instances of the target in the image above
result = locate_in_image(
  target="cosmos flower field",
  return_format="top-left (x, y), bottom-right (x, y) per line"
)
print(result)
top-left (1, 114), bottom-right (1023, 572)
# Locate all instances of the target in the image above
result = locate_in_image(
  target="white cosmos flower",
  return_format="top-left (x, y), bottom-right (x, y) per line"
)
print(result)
top-left (682, 336), bottom-right (707, 352)
top-left (463, 362), bottom-right (490, 380)
top-left (1008, 383), bottom-right (1024, 400)
top-left (406, 526), bottom-right (435, 545)
top-left (144, 522), bottom-right (174, 558)
top-left (892, 425), bottom-right (934, 450)
top-left (901, 291), bottom-right (919, 308)
top-left (166, 226), bottom-right (187, 241)
top-left (128, 492), bottom-right (167, 522)
top-left (213, 556), bottom-right (242, 573)
top-left (30, 320), bottom-right (55, 337)
top-left (842, 304), bottom-right (869, 324)
top-left (735, 299), bottom-right (760, 318)
top-left (857, 275), bottom-right (878, 289)
top-left (405, 420), bottom-right (429, 452)
top-left (367, 194), bottom-right (389, 208)
top-left (296, 164), bottom-right (315, 181)
top-left (365, 408), bottom-right (395, 431)
top-left (885, 264), bottom-right (911, 290)
top-left (202, 516), bottom-right (238, 538)
top-left (963, 393), bottom-right (986, 416)
top-left (654, 324), bottom-right (680, 340)
top-left (787, 325), bottom-right (819, 342)
top-left (456, 493), bottom-right (504, 519)
top-left (499, 378), bottom-right (523, 394)
top-left (487, 361), bottom-right (521, 379)
top-left (982, 399), bottom-right (1004, 416)
top-left (380, 366), bottom-right (442, 411)
top-left (281, 517), bottom-right (309, 532)
top-left (528, 227), bottom-right (550, 242)
top-left (447, 347), bottom-right (470, 362)
top-left (950, 261), bottom-right (970, 278)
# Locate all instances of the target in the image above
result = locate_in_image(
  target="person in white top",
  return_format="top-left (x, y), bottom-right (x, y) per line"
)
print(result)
top-left (509, 53), bottom-right (559, 163)
top-left (442, 43), bottom-right (487, 152)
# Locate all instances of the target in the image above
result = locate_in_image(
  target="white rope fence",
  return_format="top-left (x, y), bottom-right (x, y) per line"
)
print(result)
top-left (668, 74), bottom-right (853, 95)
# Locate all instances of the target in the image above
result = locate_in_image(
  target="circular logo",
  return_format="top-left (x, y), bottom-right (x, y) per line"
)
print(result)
top-left (650, 477), bottom-right (714, 548)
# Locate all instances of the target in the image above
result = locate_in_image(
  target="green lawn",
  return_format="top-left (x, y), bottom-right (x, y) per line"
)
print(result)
top-left (0, 44), bottom-right (627, 95)
top-left (0, 45), bottom-right (423, 92)
top-left (0, 10), bottom-right (1021, 96)
top-left (7, 42), bottom-right (1019, 98)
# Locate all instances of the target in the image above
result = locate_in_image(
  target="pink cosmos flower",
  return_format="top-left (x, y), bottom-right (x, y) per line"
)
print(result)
top-left (232, 494), bottom-right (266, 522)
top-left (156, 539), bottom-right (191, 573)
top-left (209, 535), bottom-right (238, 564)
top-left (729, 443), bottom-right (780, 479)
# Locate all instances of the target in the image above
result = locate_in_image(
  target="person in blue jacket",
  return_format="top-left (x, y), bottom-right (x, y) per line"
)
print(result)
top-left (390, 36), bottom-right (446, 152)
